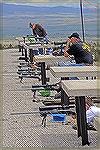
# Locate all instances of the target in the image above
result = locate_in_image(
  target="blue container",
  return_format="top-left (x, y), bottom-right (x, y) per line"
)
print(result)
top-left (46, 48), bottom-right (53, 55)
top-left (32, 50), bottom-right (39, 55)
top-left (38, 48), bottom-right (44, 55)
top-left (50, 114), bottom-right (66, 122)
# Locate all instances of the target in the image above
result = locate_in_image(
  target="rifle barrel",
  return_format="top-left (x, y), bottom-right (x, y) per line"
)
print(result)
top-left (10, 108), bottom-right (74, 116)
top-left (54, 41), bottom-right (67, 45)
top-left (10, 111), bottom-right (38, 115)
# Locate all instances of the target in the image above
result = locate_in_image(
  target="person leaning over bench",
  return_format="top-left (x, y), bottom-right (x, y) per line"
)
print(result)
top-left (64, 32), bottom-right (93, 65)
top-left (29, 22), bottom-right (48, 43)
top-left (29, 22), bottom-right (50, 56)
top-left (54, 33), bottom-right (93, 99)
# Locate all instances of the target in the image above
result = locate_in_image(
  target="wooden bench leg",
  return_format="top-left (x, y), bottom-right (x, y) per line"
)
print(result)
top-left (61, 88), bottom-right (69, 106)
top-left (75, 97), bottom-right (82, 137)
top-left (22, 46), bottom-right (24, 56)
top-left (79, 96), bottom-right (90, 146)
top-left (41, 62), bottom-right (46, 85)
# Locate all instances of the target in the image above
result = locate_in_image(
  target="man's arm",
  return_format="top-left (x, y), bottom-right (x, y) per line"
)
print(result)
top-left (64, 48), bottom-right (70, 57)
top-left (37, 24), bottom-right (47, 37)
top-left (64, 38), bottom-right (71, 57)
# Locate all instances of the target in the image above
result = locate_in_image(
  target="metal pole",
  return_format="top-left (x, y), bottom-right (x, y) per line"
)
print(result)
top-left (80, 0), bottom-right (85, 42)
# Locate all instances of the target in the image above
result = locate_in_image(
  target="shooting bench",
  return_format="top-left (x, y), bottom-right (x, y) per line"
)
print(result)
top-left (39, 105), bottom-right (75, 127)
top-left (17, 35), bottom-right (55, 61)
top-left (33, 55), bottom-right (70, 84)
top-left (50, 65), bottom-right (100, 105)
top-left (50, 65), bottom-right (99, 78)
top-left (17, 37), bottom-right (72, 83)
top-left (17, 36), bottom-right (68, 63)
top-left (61, 79), bottom-right (100, 146)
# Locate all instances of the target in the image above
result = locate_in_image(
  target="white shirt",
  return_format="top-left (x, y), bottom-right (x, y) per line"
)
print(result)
top-left (86, 106), bottom-right (100, 123)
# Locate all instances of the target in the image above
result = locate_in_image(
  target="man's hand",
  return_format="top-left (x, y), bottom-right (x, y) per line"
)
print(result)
top-left (31, 64), bottom-right (38, 70)
top-left (63, 38), bottom-right (72, 57)
top-left (64, 51), bottom-right (69, 57)
top-left (66, 38), bottom-right (71, 43)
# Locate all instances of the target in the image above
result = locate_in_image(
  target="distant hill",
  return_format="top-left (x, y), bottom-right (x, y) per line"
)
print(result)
top-left (2, 3), bottom-right (94, 16)
top-left (1, 2), bottom-right (97, 41)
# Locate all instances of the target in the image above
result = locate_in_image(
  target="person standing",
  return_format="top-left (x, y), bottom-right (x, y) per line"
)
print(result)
top-left (29, 23), bottom-right (49, 55)
top-left (29, 23), bottom-right (47, 38)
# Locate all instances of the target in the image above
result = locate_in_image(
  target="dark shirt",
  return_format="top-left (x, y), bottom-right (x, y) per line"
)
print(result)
top-left (67, 42), bottom-right (93, 64)
top-left (33, 24), bottom-right (47, 37)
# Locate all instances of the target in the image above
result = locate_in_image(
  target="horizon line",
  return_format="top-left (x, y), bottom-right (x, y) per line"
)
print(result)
top-left (1, 2), bottom-right (96, 9)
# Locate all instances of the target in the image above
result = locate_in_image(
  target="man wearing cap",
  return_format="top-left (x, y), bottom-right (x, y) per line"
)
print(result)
top-left (29, 23), bottom-right (47, 38)
top-left (64, 32), bottom-right (93, 65)
top-left (29, 23), bottom-right (49, 56)
top-left (54, 33), bottom-right (93, 99)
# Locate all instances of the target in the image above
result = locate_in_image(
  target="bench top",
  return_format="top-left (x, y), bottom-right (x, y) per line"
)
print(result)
top-left (19, 42), bottom-right (43, 49)
top-left (50, 66), bottom-right (100, 77)
top-left (61, 79), bottom-right (100, 97)
top-left (33, 55), bottom-right (70, 63)
top-left (19, 41), bottom-right (55, 49)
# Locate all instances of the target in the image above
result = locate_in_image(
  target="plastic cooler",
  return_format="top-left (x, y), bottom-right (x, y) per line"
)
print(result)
top-left (39, 89), bottom-right (50, 97)
top-left (50, 114), bottom-right (66, 122)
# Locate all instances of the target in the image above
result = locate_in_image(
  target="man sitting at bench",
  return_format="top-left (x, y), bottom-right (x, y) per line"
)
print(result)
top-left (71, 97), bottom-right (100, 131)
top-left (64, 32), bottom-right (93, 65)
top-left (54, 33), bottom-right (93, 98)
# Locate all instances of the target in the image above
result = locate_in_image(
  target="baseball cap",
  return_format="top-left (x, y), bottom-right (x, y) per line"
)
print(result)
top-left (29, 23), bottom-right (35, 27)
top-left (29, 22), bottom-right (32, 27)
top-left (68, 32), bottom-right (80, 39)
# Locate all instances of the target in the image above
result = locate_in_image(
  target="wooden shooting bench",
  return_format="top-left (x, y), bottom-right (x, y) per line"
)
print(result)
top-left (33, 55), bottom-right (70, 84)
top-left (17, 37), bottom-right (71, 84)
top-left (33, 55), bottom-right (68, 63)
top-left (61, 79), bottom-right (100, 146)
top-left (50, 66), bottom-right (100, 78)
top-left (18, 41), bottom-right (46, 59)
top-left (17, 36), bottom-right (68, 62)
top-left (17, 36), bottom-right (54, 59)
top-left (50, 65), bottom-right (100, 105)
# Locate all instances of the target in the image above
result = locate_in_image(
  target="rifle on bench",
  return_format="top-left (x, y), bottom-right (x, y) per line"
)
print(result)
top-left (10, 105), bottom-right (75, 127)
top-left (31, 83), bottom-right (59, 91)
top-left (19, 74), bottom-right (41, 83)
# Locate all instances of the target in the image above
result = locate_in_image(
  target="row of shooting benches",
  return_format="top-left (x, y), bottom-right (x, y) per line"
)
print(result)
top-left (16, 35), bottom-right (100, 146)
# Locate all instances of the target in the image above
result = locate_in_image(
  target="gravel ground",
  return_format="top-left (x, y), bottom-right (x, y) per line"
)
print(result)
top-left (1, 48), bottom-right (99, 149)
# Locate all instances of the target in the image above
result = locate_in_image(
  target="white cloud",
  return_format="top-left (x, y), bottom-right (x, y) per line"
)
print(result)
top-left (2, 0), bottom-right (79, 4)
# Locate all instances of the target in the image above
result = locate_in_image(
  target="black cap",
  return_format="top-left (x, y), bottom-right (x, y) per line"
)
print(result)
top-left (29, 22), bottom-right (32, 27)
top-left (68, 32), bottom-right (80, 39)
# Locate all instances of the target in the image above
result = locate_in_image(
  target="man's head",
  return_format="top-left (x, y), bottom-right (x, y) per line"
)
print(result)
top-left (29, 23), bottom-right (36, 29)
top-left (68, 33), bottom-right (80, 44)
top-left (29, 22), bottom-right (33, 28)
top-left (68, 32), bottom-right (80, 39)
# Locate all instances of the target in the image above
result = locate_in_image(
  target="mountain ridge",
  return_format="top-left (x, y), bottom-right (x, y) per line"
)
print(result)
top-left (2, 3), bottom-right (94, 16)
